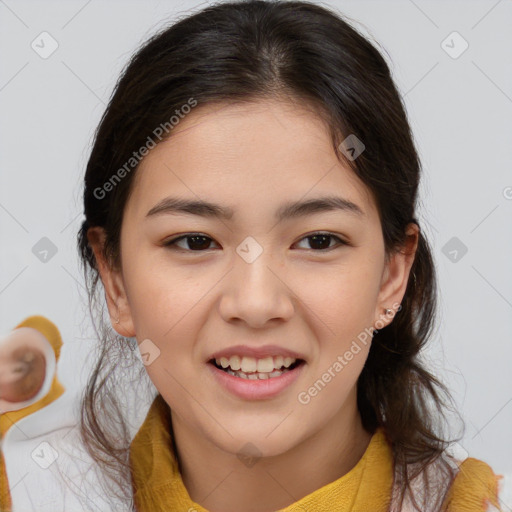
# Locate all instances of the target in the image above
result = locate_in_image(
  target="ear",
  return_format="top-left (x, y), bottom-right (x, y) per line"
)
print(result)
top-left (373, 223), bottom-right (419, 329)
top-left (87, 227), bottom-right (136, 338)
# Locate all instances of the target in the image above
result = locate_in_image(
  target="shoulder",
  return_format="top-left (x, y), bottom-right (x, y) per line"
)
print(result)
top-left (443, 457), bottom-right (505, 512)
top-left (388, 447), bottom-right (507, 512)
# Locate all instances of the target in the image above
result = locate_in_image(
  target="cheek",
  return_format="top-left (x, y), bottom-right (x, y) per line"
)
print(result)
top-left (127, 268), bottom-right (211, 386)
top-left (298, 264), bottom-right (380, 341)
top-left (297, 337), bottom-right (370, 416)
top-left (125, 256), bottom-right (210, 339)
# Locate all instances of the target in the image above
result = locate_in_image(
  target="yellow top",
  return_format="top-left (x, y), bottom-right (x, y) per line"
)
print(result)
top-left (129, 394), bottom-right (503, 512)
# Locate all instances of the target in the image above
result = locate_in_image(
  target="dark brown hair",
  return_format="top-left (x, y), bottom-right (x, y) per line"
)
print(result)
top-left (77, 1), bottom-right (463, 510)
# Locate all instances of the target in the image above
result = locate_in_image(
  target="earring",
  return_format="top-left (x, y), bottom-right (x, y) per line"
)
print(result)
top-left (114, 317), bottom-right (120, 324)
top-left (384, 308), bottom-right (392, 315)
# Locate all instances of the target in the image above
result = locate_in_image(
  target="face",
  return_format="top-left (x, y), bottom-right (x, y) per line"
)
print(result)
top-left (90, 98), bottom-right (417, 457)
top-left (0, 328), bottom-right (48, 405)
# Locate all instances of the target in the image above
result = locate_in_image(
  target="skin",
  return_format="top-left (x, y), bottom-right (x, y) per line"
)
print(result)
top-left (0, 327), bottom-right (48, 407)
top-left (89, 98), bottom-right (418, 512)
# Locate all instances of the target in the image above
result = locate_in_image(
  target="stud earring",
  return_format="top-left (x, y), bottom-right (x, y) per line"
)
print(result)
top-left (384, 308), bottom-right (392, 315)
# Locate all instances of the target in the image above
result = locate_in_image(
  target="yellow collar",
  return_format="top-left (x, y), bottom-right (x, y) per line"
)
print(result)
top-left (129, 394), bottom-right (394, 512)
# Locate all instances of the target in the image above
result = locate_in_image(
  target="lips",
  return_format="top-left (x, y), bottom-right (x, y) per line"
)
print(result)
top-left (207, 355), bottom-right (306, 400)
top-left (206, 344), bottom-right (307, 399)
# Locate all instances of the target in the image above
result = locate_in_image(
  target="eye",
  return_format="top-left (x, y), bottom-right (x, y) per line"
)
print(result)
top-left (294, 232), bottom-right (347, 251)
top-left (163, 233), bottom-right (219, 252)
top-left (163, 232), bottom-right (348, 252)
top-left (12, 363), bottom-right (28, 374)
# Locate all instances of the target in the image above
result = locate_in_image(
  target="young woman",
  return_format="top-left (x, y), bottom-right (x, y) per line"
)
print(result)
top-left (76, 1), bottom-right (505, 510)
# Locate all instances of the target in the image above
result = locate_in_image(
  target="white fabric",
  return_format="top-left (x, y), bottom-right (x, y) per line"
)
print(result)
top-left (2, 389), bottom-right (153, 512)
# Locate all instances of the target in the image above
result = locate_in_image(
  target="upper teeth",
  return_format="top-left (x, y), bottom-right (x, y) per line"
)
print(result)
top-left (215, 355), bottom-right (297, 373)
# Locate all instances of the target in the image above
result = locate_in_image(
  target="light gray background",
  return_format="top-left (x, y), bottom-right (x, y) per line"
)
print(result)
top-left (1, 0), bottom-right (511, 485)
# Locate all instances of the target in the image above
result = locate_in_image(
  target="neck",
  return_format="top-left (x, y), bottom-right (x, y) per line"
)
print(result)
top-left (171, 390), bottom-right (372, 512)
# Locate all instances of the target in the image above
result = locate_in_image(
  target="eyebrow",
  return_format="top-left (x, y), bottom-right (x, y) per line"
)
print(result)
top-left (145, 195), bottom-right (365, 221)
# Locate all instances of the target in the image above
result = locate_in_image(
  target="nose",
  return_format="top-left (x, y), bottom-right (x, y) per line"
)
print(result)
top-left (218, 249), bottom-right (295, 329)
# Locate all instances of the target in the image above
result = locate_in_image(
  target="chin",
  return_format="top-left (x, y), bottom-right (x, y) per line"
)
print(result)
top-left (210, 424), bottom-right (303, 461)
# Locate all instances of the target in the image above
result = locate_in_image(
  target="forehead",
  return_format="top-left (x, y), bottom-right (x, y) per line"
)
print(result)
top-left (129, 99), bottom-right (377, 221)
top-left (0, 328), bottom-right (49, 362)
top-left (11, 346), bottom-right (43, 363)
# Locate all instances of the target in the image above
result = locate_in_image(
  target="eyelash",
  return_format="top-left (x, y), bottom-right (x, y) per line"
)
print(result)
top-left (162, 232), bottom-right (348, 252)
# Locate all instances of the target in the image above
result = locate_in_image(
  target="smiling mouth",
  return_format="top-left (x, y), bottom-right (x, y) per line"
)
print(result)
top-left (209, 358), bottom-right (305, 380)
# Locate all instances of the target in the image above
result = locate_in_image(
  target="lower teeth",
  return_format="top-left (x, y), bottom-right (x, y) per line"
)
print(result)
top-left (225, 367), bottom-right (290, 379)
